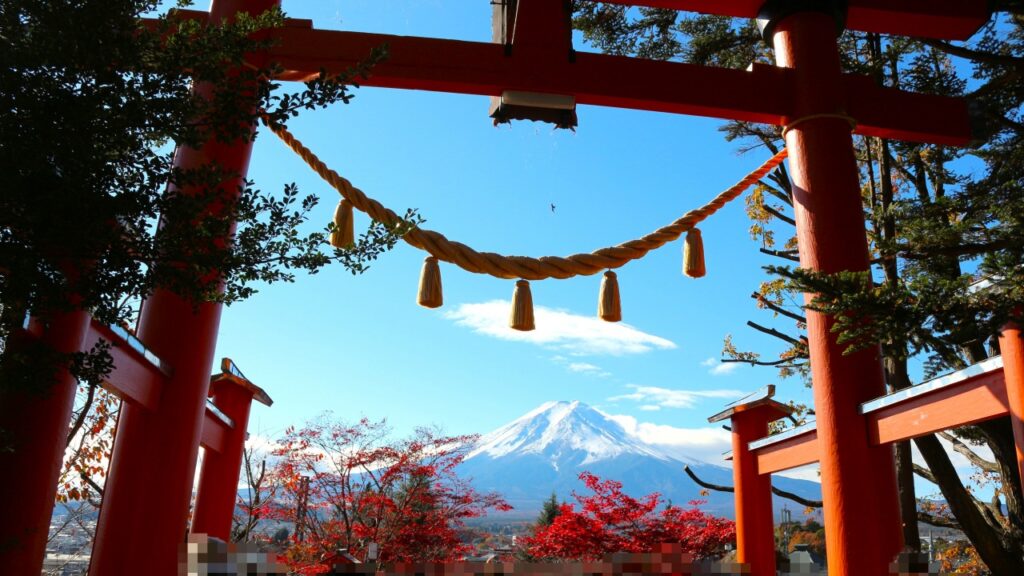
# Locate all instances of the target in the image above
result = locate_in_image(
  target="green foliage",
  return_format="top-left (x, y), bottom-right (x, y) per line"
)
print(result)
top-left (536, 492), bottom-right (562, 528)
top-left (573, 6), bottom-right (1024, 572)
top-left (0, 0), bottom-right (417, 394)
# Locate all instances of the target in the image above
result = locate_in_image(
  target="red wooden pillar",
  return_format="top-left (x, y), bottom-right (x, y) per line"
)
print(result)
top-left (0, 310), bottom-right (91, 575)
top-left (998, 319), bottom-right (1024, 495)
top-left (90, 2), bottom-right (278, 574)
top-left (760, 2), bottom-right (903, 574)
top-left (192, 361), bottom-right (272, 540)
top-left (709, 387), bottom-right (791, 575)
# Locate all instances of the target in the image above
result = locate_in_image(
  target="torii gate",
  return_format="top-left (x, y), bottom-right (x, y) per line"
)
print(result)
top-left (0, 1), bottom-right (995, 575)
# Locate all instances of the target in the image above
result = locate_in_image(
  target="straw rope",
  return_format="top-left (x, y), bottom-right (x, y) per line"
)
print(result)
top-left (266, 120), bottom-right (788, 281)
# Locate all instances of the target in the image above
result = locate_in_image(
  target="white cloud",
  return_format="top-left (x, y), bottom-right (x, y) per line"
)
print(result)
top-left (639, 404), bottom-right (662, 411)
top-left (609, 384), bottom-right (744, 410)
top-left (567, 362), bottom-right (611, 377)
top-left (702, 357), bottom-right (740, 376)
top-left (445, 300), bottom-right (676, 356)
top-left (605, 413), bottom-right (733, 465)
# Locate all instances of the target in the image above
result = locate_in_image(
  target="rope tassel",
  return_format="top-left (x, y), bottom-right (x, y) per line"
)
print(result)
top-left (509, 280), bottom-right (535, 331)
top-left (598, 271), bottom-right (622, 322)
top-left (330, 199), bottom-right (355, 249)
top-left (417, 256), bottom-right (443, 309)
top-left (683, 228), bottom-right (706, 278)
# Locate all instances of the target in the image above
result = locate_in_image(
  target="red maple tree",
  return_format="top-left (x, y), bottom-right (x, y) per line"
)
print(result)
top-left (521, 472), bottom-right (735, 561)
top-left (259, 416), bottom-right (511, 574)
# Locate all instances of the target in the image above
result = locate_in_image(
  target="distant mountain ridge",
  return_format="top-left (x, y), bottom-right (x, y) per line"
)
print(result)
top-left (458, 400), bottom-right (821, 519)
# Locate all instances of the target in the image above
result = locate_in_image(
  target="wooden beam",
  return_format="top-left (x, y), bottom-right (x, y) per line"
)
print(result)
top-left (863, 357), bottom-right (1008, 445)
top-left (594, 1), bottom-right (990, 40)
top-left (82, 321), bottom-right (169, 411)
top-left (747, 359), bottom-right (1011, 474)
top-left (266, 27), bottom-right (972, 145)
top-left (201, 400), bottom-right (233, 454)
top-left (750, 422), bottom-right (819, 474)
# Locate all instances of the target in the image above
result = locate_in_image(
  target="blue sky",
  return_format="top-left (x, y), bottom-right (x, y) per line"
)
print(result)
top-left (197, 0), bottom-right (1011, 500)
top-left (208, 0), bottom-right (817, 473)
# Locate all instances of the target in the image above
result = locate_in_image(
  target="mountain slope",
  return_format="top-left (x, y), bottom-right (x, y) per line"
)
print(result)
top-left (458, 400), bottom-right (820, 519)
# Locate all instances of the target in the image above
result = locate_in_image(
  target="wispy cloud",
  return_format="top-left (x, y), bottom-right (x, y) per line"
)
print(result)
top-left (566, 362), bottom-right (611, 377)
top-left (609, 384), bottom-right (743, 410)
top-left (604, 413), bottom-right (733, 465)
top-left (701, 357), bottom-right (740, 376)
top-left (445, 300), bottom-right (676, 356)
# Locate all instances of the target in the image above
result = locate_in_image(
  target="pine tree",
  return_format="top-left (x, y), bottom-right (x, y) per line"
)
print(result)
top-left (573, 5), bottom-right (1024, 573)
top-left (536, 492), bottom-right (562, 528)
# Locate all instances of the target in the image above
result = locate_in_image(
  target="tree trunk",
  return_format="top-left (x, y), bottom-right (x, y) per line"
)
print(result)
top-left (915, 433), bottom-right (1024, 575)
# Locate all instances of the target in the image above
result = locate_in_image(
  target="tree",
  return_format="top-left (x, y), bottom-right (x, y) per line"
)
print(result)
top-left (2, 1), bottom-right (419, 565)
top-left (520, 472), bottom-right (734, 562)
top-left (573, 6), bottom-right (1024, 573)
top-left (1, 0), bottom-right (413, 406)
top-left (260, 416), bottom-right (510, 574)
top-left (536, 492), bottom-right (562, 528)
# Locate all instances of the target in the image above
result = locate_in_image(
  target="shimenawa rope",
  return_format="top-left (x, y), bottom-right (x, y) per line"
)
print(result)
top-left (265, 119), bottom-right (788, 281)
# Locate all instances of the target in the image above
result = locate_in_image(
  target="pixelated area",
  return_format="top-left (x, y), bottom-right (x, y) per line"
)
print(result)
top-left (179, 535), bottom-right (287, 576)
top-left (329, 545), bottom-right (747, 576)
top-left (178, 539), bottom-right (953, 576)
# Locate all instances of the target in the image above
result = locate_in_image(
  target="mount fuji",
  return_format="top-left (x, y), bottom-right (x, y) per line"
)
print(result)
top-left (457, 400), bottom-right (821, 519)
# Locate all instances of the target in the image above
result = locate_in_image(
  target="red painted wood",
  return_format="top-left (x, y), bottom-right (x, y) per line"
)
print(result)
top-left (90, 2), bottom-right (277, 574)
top-left (771, 11), bottom-right (902, 574)
top-left (510, 0), bottom-right (573, 57)
top-left (82, 322), bottom-right (165, 410)
top-left (594, 0), bottom-right (989, 40)
top-left (755, 429), bottom-right (820, 474)
top-left (263, 27), bottom-right (972, 145)
top-left (998, 321), bottom-right (1024, 497)
top-left (192, 380), bottom-right (256, 539)
top-left (200, 404), bottom-right (231, 455)
top-left (730, 408), bottom-right (777, 575)
top-left (0, 311), bottom-right (91, 576)
top-left (867, 370), bottom-right (1008, 445)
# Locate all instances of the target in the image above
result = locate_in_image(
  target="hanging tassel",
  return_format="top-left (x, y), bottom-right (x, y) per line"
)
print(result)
top-left (683, 228), bottom-right (706, 278)
top-left (509, 280), bottom-right (535, 331)
top-left (330, 199), bottom-right (355, 249)
top-left (417, 256), bottom-right (443, 309)
top-left (598, 270), bottom-right (622, 322)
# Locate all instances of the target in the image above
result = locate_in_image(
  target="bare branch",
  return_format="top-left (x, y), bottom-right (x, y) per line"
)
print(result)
top-left (721, 358), bottom-right (806, 367)
top-left (746, 321), bottom-right (806, 346)
top-left (763, 205), bottom-right (796, 226)
top-left (683, 465), bottom-right (823, 508)
top-left (918, 510), bottom-right (961, 530)
top-left (80, 470), bottom-right (104, 498)
top-left (66, 381), bottom-right (97, 447)
top-left (751, 292), bottom-right (807, 323)
top-left (913, 463), bottom-right (938, 484)
top-left (918, 37), bottom-right (1024, 68)
top-left (759, 248), bottom-right (800, 262)
top-left (937, 431), bottom-right (1000, 473)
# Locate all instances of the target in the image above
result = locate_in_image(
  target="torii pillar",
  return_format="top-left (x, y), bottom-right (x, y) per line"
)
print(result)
top-left (759, 1), bottom-right (903, 573)
top-left (709, 386), bottom-right (793, 576)
top-left (191, 359), bottom-right (273, 540)
top-left (0, 309), bottom-right (91, 576)
top-left (90, 1), bottom-right (278, 574)
top-left (998, 318), bottom-right (1024, 495)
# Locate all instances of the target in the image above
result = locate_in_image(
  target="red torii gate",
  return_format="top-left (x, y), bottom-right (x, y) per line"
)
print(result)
top-left (0, 1), bottom-right (997, 575)
top-left (713, 317), bottom-right (1024, 575)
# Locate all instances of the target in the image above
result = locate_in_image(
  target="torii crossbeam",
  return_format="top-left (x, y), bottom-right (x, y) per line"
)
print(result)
top-left (1, 1), bottom-right (995, 576)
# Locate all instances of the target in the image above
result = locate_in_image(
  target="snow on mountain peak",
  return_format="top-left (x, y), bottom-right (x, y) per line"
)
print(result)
top-left (465, 400), bottom-right (671, 464)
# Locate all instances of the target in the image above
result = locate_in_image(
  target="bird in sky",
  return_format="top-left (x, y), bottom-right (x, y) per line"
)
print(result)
top-left (550, 203), bottom-right (556, 213)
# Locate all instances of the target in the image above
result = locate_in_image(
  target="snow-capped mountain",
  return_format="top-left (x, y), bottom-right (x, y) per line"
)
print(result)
top-left (466, 400), bottom-right (674, 466)
top-left (458, 400), bottom-right (821, 519)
